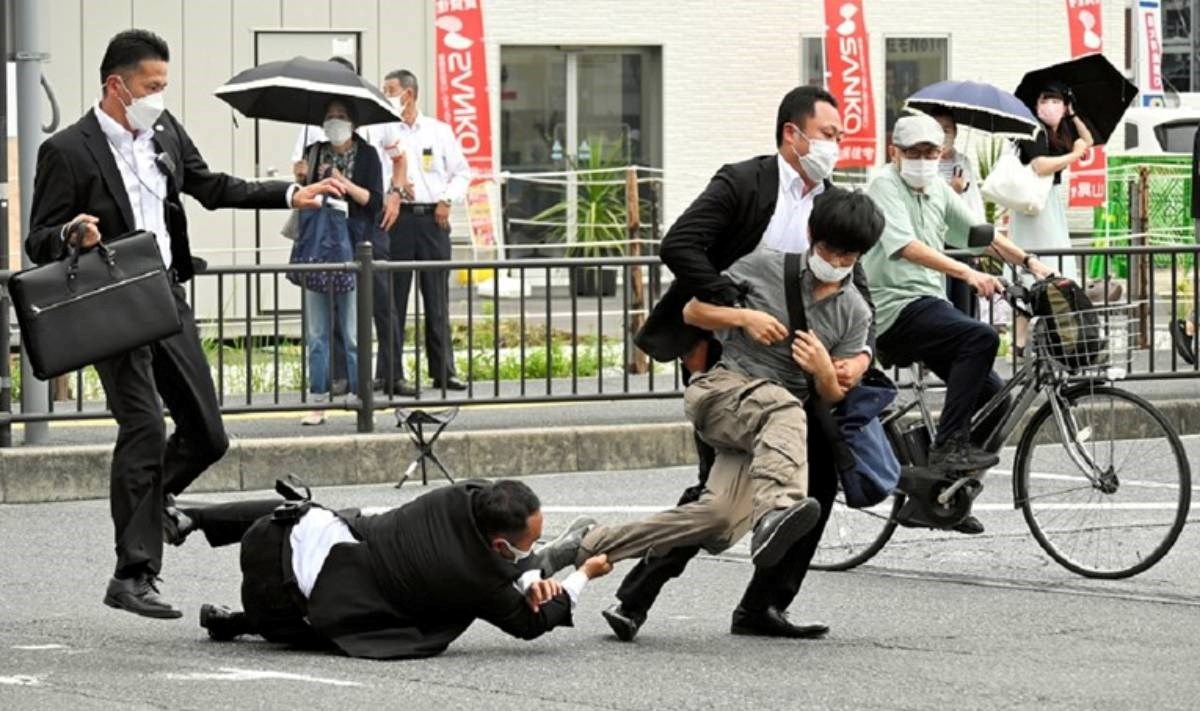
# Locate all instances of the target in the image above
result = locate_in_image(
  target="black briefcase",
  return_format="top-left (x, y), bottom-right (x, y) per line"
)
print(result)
top-left (10, 230), bottom-right (183, 379)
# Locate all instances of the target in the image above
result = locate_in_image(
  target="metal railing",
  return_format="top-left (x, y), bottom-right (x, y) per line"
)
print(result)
top-left (2, 242), bottom-right (1200, 445)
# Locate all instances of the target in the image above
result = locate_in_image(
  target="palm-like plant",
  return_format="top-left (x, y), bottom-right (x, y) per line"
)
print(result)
top-left (530, 134), bottom-right (631, 258)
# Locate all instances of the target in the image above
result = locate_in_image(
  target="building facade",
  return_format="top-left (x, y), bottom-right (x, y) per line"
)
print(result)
top-left (27, 0), bottom-right (1131, 314)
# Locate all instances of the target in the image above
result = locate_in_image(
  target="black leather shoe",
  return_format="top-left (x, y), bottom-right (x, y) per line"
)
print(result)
top-left (929, 433), bottom-right (1000, 472)
top-left (750, 498), bottom-right (822, 568)
top-left (389, 380), bottom-right (418, 397)
top-left (602, 604), bottom-right (647, 642)
top-left (431, 376), bottom-right (468, 391)
top-left (103, 574), bottom-right (182, 619)
top-left (952, 514), bottom-right (985, 535)
top-left (199, 603), bottom-right (251, 641)
top-left (731, 606), bottom-right (828, 639)
top-left (163, 495), bottom-right (194, 547)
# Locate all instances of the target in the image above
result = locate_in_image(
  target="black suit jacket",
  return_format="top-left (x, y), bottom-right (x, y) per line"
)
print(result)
top-left (304, 481), bottom-right (573, 660)
top-left (636, 154), bottom-right (875, 362)
top-left (26, 108), bottom-right (292, 282)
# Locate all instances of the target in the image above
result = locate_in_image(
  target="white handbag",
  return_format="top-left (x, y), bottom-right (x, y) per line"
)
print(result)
top-left (980, 146), bottom-right (1053, 216)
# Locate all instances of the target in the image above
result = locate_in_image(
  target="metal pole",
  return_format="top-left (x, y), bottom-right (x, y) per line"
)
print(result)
top-left (0, 0), bottom-right (12, 447)
top-left (355, 241), bottom-right (374, 433)
top-left (14, 0), bottom-right (48, 443)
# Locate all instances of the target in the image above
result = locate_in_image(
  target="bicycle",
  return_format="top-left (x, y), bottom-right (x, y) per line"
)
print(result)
top-left (813, 286), bottom-right (1191, 579)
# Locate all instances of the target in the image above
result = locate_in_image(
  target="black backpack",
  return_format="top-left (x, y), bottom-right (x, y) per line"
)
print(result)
top-left (1028, 277), bottom-right (1103, 371)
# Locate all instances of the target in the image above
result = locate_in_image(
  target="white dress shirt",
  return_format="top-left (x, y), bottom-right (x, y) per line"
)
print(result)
top-left (760, 154), bottom-right (826, 254)
top-left (292, 123), bottom-right (404, 189)
top-left (289, 507), bottom-right (358, 599)
top-left (94, 104), bottom-right (172, 269)
top-left (393, 113), bottom-right (470, 205)
top-left (515, 568), bottom-right (590, 608)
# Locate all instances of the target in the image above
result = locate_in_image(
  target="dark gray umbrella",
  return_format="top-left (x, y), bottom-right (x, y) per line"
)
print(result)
top-left (904, 80), bottom-right (1039, 137)
top-left (213, 56), bottom-right (398, 126)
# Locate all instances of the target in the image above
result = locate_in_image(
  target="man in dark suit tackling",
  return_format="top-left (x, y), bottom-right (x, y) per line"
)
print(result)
top-left (606, 86), bottom-right (876, 641)
top-left (25, 29), bottom-right (340, 619)
top-left (166, 479), bottom-right (611, 659)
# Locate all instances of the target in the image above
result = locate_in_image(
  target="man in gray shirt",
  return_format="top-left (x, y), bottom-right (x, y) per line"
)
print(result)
top-left (552, 189), bottom-right (882, 572)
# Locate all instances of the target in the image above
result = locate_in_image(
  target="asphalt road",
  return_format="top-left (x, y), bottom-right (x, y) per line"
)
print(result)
top-left (1, 452), bottom-right (1198, 710)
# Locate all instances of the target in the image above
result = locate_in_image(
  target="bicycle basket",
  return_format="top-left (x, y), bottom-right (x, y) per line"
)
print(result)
top-left (1029, 303), bottom-right (1140, 374)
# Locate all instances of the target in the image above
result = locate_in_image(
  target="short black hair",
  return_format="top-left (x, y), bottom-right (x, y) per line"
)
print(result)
top-left (99, 29), bottom-right (169, 84)
top-left (328, 56), bottom-right (356, 73)
top-left (775, 85), bottom-right (838, 145)
top-left (323, 97), bottom-right (359, 126)
top-left (472, 480), bottom-right (541, 539)
top-left (808, 187), bottom-right (884, 255)
top-left (385, 69), bottom-right (419, 98)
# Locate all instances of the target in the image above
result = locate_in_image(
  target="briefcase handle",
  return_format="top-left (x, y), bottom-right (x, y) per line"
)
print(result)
top-left (65, 235), bottom-right (117, 291)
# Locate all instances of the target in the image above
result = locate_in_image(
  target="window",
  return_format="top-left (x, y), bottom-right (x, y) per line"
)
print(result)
top-left (801, 36), bottom-right (825, 88)
top-left (1162, 0), bottom-right (1198, 91)
top-left (884, 37), bottom-right (948, 135)
top-left (1154, 120), bottom-right (1200, 153)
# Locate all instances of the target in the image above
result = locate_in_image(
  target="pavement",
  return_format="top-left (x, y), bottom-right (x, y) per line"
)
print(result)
top-left (1, 447), bottom-right (1199, 710)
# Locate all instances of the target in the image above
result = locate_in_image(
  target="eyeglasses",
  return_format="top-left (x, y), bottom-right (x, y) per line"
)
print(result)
top-left (900, 145), bottom-right (942, 160)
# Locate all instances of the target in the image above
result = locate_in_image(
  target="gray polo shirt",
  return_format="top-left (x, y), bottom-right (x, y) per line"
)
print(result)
top-left (716, 247), bottom-right (872, 400)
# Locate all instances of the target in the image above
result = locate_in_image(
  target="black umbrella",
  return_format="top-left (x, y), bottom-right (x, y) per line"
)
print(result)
top-left (1015, 53), bottom-right (1137, 146)
top-left (213, 56), bottom-right (398, 126)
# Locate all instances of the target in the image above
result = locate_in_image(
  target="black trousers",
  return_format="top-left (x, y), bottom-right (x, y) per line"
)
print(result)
top-left (876, 297), bottom-right (1006, 447)
top-left (387, 212), bottom-right (456, 383)
top-left (93, 285), bottom-right (228, 578)
top-left (184, 498), bottom-right (325, 648)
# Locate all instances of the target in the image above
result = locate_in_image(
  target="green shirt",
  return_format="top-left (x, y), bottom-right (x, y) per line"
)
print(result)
top-left (861, 164), bottom-right (977, 336)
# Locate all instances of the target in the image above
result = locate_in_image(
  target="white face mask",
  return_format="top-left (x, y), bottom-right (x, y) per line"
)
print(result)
top-left (118, 78), bottom-right (165, 132)
top-left (809, 249), bottom-right (853, 283)
top-left (323, 118), bottom-right (354, 146)
top-left (499, 539), bottom-right (534, 563)
top-left (387, 95), bottom-right (403, 114)
top-left (791, 127), bottom-right (840, 182)
top-left (900, 158), bottom-right (940, 190)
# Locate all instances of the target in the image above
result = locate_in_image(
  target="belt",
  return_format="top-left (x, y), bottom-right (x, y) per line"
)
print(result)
top-left (401, 203), bottom-right (439, 215)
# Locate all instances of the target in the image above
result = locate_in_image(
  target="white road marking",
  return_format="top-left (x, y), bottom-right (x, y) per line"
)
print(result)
top-left (11, 644), bottom-right (67, 651)
top-left (990, 468), bottom-right (1199, 492)
top-left (164, 668), bottom-right (361, 687)
top-left (0, 675), bottom-right (40, 686)
top-left (546, 502), bottom-right (1187, 514)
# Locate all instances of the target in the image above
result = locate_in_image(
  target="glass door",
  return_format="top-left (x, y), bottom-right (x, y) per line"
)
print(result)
top-left (500, 46), bottom-right (660, 259)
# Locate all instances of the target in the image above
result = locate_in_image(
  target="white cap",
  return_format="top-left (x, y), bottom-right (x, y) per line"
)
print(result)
top-left (892, 114), bottom-right (945, 148)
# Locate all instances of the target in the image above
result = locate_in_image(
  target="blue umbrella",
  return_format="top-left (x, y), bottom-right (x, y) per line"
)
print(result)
top-left (904, 80), bottom-right (1039, 137)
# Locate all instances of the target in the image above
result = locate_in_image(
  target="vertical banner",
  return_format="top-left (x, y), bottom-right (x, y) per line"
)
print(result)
top-left (434, 0), bottom-right (496, 249)
top-left (1136, 0), bottom-right (1165, 107)
top-left (823, 0), bottom-right (877, 167)
top-left (1065, 0), bottom-right (1106, 208)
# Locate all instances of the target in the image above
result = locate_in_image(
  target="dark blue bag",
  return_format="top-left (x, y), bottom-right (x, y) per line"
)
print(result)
top-left (832, 369), bottom-right (901, 508)
top-left (286, 200), bottom-right (356, 294)
top-left (783, 253), bottom-right (900, 509)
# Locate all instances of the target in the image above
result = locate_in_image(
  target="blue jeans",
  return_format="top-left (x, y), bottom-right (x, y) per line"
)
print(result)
top-left (305, 288), bottom-right (357, 395)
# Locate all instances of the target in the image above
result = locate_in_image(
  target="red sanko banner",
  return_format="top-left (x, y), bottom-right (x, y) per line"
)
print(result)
top-left (434, 0), bottom-right (496, 247)
top-left (823, 0), bottom-right (877, 167)
top-left (1065, 0), bottom-right (1106, 208)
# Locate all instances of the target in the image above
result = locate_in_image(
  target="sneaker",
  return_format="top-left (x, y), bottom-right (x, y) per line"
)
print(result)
top-left (531, 516), bottom-right (596, 577)
top-left (750, 498), bottom-right (822, 568)
top-left (330, 379), bottom-right (350, 397)
top-left (928, 433), bottom-right (1000, 472)
top-left (300, 411), bottom-right (325, 426)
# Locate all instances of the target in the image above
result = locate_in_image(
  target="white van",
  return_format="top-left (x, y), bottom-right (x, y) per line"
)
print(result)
top-left (1108, 107), bottom-right (1200, 156)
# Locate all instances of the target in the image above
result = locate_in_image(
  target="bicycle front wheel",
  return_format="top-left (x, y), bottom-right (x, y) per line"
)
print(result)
top-left (1015, 383), bottom-right (1191, 579)
top-left (811, 490), bottom-right (903, 571)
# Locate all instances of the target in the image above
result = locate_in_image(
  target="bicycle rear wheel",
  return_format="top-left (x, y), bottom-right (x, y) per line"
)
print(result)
top-left (811, 490), bottom-right (902, 571)
top-left (1014, 383), bottom-right (1191, 579)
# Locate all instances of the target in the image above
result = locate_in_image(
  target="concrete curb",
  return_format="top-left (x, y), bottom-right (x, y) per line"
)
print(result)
top-left (0, 423), bottom-right (698, 504)
top-left (2, 396), bottom-right (1196, 505)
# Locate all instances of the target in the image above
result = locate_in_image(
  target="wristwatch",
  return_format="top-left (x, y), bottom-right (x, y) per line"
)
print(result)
top-left (437, 199), bottom-right (451, 208)
top-left (387, 186), bottom-right (403, 197)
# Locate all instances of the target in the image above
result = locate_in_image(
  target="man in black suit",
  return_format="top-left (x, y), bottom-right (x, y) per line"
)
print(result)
top-left (25, 30), bottom-right (339, 619)
top-left (170, 480), bottom-right (611, 659)
top-left (610, 86), bottom-right (875, 641)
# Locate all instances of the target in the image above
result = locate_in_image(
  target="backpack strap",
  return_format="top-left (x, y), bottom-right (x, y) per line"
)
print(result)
top-left (784, 252), bottom-right (856, 473)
